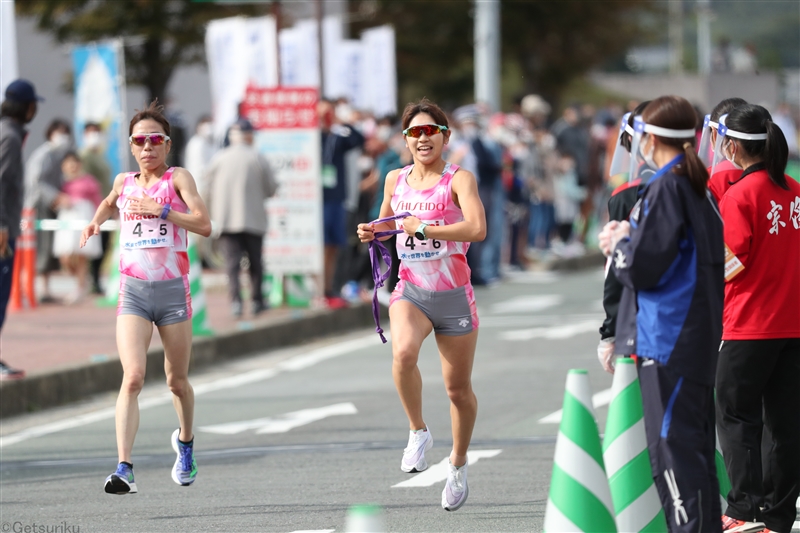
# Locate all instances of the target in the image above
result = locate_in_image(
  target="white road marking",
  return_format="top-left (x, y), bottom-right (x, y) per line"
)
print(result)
top-left (490, 295), bottom-right (563, 315)
top-left (503, 270), bottom-right (561, 284)
top-left (0, 334), bottom-right (385, 448)
top-left (499, 319), bottom-right (598, 341)
top-left (289, 530), bottom-right (335, 533)
top-left (478, 313), bottom-right (603, 328)
top-left (392, 449), bottom-right (502, 488)
top-left (199, 403), bottom-right (358, 435)
top-left (538, 388), bottom-right (614, 424)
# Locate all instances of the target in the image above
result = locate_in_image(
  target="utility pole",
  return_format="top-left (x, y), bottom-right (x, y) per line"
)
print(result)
top-left (697, 0), bottom-right (712, 75)
top-left (474, 0), bottom-right (500, 112)
top-left (669, 0), bottom-right (684, 74)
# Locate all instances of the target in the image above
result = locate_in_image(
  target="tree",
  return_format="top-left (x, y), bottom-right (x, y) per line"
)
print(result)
top-left (352, 0), bottom-right (651, 110)
top-left (17, 0), bottom-right (263, 103)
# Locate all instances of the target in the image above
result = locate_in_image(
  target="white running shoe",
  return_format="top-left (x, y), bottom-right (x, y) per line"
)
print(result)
top-left (400, 427), bottom-right (433, 473)
top-left (441, 460), bottom-right (469, 511)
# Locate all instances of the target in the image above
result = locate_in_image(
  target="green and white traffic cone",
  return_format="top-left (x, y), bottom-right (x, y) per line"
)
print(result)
top-left (603, 357), bottom-right (668, 532)
top-left (262, 272), bottom-right (284, 308)
top-left (345, 504), bottom-right (384, 532)
top-left (97, 231), bottom-right (121, 307)
top-left (715, 429), bottom-right (731, 514)
top-left (544, 369), bottom-right (618, 533)
top-left (187, 238), bottom-right (214, 336)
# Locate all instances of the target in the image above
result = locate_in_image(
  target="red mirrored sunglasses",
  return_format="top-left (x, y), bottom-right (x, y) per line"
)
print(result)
top-left (129, 133), bottom-right (171, 146)
top-left (402, 124), bottom-right (448, 138)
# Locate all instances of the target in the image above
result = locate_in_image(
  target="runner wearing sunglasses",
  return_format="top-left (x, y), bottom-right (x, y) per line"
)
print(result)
top-left (357, 98), bottom-right (486, 511)
top-left (80, 101), bottom-right (211, 495)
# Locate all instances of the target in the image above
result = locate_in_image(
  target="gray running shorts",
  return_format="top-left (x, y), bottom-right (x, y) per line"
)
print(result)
top-left (393, 280), bottom-right (478, 336)
top-left (117, 275), bottom-right (192, 326)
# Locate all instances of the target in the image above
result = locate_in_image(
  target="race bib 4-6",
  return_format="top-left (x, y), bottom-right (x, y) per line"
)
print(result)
top-left (120, 214), bottom-right (174, 249)
top-left (396, 220), bottom-right (449, 262)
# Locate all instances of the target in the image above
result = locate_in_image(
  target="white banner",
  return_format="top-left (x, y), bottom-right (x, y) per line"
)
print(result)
top-left (0, 0), bottom-right (18, 99)
top-left (205, 16), bottom-right (277, 141)
top-left (279, 19), bottom-right (319, 88)
top-left (361, 25), bottom-right (397, 117)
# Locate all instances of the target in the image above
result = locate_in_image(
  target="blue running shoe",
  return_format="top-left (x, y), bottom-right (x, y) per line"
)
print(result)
top-left (104, 462), bottom-right (137, 494)
top-left (171, 429), bottom-right (197, 486)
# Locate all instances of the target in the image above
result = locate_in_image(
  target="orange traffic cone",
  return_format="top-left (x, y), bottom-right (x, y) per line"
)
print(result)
top-left (9, 208), bottom-right (37, 310)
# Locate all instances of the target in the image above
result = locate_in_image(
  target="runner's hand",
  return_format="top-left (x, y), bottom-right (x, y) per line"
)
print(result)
top-left (402, 216), bottom-right (421, 236)
top-left (597, 338), bottom-right (616, 374)
top-left (357, 223), bottom-right (375, 243)
top-left (80, 223), bottom-right (100, 248)
top-left (127, 195), bottom-right (161, 217)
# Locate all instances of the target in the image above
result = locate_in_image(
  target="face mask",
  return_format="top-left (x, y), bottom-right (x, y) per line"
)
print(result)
top-left (198, 123), bottom-right (213, 140)
top-left (51, 132), bottom-right (70, 147)
top-left (638, 135), bottom-right (656, 169)
top-left (83, 131), bottom-right (102, 149)
top-left (724, 140), bottom-right (743, 170)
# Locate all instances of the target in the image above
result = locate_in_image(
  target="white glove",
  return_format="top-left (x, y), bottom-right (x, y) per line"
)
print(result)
top-left (597, 338), bottom-right (616, 374)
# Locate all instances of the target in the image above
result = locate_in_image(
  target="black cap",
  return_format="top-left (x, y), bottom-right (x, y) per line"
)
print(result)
top-left (5, 79), bottom-right (45, 103)
top-left (233, 118), bottom-right (254, 132)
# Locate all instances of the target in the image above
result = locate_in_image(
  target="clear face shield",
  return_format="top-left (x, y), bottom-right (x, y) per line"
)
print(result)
top-left (629, 117), bottom-right (696, 184)
top-left (697, 114), bottom-right (719, 167)
top-left (628, 116), bottom-right (648, 184)
top-left (608, 112), bottom-right (633, 182)
top-left (710, 114), bottom-right (730, 176)
top-left (711, 115), bottom-right (769, 175)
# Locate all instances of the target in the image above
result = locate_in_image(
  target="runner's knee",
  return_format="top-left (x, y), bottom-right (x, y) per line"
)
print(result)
top-left (121, 371), bottom-right (145, 394)
top-left (166, 373), bottom-right (191, 397)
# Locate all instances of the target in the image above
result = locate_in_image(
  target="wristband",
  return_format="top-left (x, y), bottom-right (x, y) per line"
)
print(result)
top-left (160, 204), bottom-right (172, 220)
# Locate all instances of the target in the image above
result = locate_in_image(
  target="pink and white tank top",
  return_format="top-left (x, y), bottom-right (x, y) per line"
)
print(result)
top-left (390, 163), bottom-right (471, 291)
top-left (116, 167), bottom-right (190, 281)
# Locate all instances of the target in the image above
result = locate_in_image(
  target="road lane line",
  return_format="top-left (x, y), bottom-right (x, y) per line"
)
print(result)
top-left (392, 449), bottom-right (502, 488)
top-left (199, 402), bottom-right (358, 435)
top-left (0, 334), bottom-right (384, 448)
top-left (490, 295), bottom-right (563, 315)
top-left (538, 387), bottom-right (613, 424)
top-left (499, 319), bottom-right (598, 341)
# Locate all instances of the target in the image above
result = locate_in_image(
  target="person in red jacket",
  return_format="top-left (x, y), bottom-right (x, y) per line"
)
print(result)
top-left (715, 104), bottom-right (800, 533)
top-left (700, 97), bottom-right (748, 203)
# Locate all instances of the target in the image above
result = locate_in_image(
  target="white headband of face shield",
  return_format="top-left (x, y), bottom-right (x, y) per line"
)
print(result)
top-left (718, 114), bottom-right (768, 141)
top-left (642, 123), bottom-right (696, 138)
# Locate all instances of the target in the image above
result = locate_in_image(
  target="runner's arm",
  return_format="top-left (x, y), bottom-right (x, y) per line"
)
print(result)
top-left (358, 169), bottom-right (400, 243)
top-left (167, 168), bottom-right (212, 237)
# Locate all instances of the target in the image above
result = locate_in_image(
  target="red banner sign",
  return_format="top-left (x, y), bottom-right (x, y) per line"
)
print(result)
top-left (240, 86), bottom-right (318, 130)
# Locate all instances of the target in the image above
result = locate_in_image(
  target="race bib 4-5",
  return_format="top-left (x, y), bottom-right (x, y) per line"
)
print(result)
top-left (120, 214), bottom-right (174, 249)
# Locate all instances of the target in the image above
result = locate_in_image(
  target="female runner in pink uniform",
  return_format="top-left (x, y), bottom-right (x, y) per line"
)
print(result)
top-left (357, 99), bottom-right (486, 511)
top-left (81, 101), bottom-right (211, 495)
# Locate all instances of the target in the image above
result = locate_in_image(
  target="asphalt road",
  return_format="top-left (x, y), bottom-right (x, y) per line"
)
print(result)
top-left (0, 267), bottom-right (626, 533)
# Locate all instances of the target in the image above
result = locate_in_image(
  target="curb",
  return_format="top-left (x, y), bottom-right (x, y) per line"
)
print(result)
top-left (0, 304), bottom-right (382, 419)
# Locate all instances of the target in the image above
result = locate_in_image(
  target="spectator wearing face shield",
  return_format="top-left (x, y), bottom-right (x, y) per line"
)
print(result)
top-left (24, 118), bottom-right (74, 303)
top-left (714, 104), bottom-right (800, 533)
top-left (80, 122), bottom-right (112, 295)
top-left (699, 98), bottom-right (749, 203)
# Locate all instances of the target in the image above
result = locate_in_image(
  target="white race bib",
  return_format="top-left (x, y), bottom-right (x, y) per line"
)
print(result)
top-left (396, 220), bottom-right (449, 262)
top-left (120, 214), bottom-right (174, 249)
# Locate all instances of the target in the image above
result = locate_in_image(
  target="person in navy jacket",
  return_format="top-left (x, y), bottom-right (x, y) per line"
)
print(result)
top-left (599, 95), bottom-right (725, 533)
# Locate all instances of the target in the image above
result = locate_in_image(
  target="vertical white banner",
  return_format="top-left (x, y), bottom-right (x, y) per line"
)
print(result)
top-left (337, 40), bottom-right (365, 109)
top-left (280, 19), bottom-right (319, 88)
top-left (322, 15), bottom-right (344, 100)
top-left (0, 0), bottom-right (18, 99)
top-left (206, 16), bottom-right (277, 141)
top-left (361, 25), bottom-right (397, 117)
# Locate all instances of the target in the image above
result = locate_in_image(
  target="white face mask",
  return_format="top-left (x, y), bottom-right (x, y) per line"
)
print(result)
top-left (724, 140), bottom-right (743, 170)
top-left (51, 132), bottom-right (70, 148)
top-left (83, 131), bottom-right (102, 149)
top-left (639, 135), bottom-right (657, 169)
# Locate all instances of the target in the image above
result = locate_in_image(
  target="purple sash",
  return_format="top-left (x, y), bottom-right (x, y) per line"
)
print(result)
top-left (368, 212), bottom-right (411, 343)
